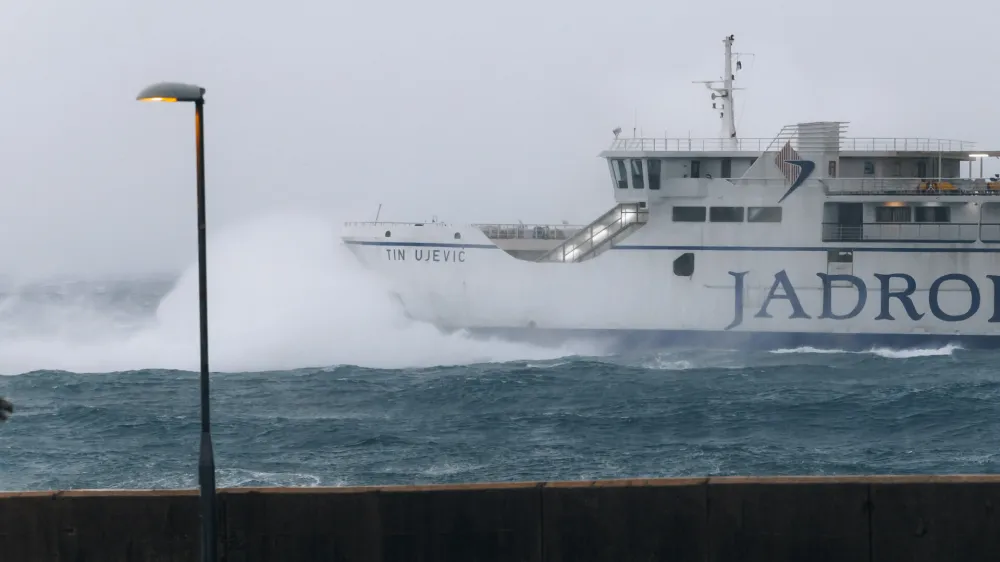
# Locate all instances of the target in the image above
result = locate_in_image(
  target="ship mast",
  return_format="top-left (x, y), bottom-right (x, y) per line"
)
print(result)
top-left (721, 34), bottom-right (736, 139)
top-left (694, 34), bottom-right (746, 144)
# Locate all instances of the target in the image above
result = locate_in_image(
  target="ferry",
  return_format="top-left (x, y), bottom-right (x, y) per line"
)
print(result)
top-left (340, 34), bottom-right (1000, 351)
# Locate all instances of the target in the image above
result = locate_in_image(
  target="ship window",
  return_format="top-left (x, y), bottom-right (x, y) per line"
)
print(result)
top-left (827, 250), bottom-right (853, 263)
top-left (915, 206), bottom-right (950, 223)
top-left (828, 161), bottom-right (837, 177)
top-left (630, 159), bottom-right (644, 189)
top-left (747, 206), bottom-right (782, 223)
top-left (709, 206), bottom-right (744, 222)
top-left (875, 206), bottom-right (911, 223)
top-left (612, 159), bottom-right (628, 189)
top-left (673, 252), bottom-right (695, 276)
top-left (864, 161), bottom-right (875, 175)
top-left (672, 206), bottom-right (706, 222)
top-left (690, 160), bottom-right (701, 178)
top-left (647, 159), bottom-right (661, 190)
top-left (721, 158), bottom-right (732, 178)
top-left (916, 160), bottom-right (928, 178)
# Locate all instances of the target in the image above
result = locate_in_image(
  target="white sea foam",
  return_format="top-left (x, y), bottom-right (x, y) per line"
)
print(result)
top-left (0, 209), bottom-right (588, 375)
top-left (770, 344), bottom-right (961, 359)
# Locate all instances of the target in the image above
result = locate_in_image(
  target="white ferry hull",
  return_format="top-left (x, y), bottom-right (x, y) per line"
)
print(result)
top-left (343, 223), bottom-right (1000, 351)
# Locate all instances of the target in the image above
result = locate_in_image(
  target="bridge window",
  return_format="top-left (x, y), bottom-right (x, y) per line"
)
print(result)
top-left (915, 206), bottom-right (950, 222)
top-left (648, 159), bottom-right (661, 190)
top-left (673, 252), bottom-right (695, 276)
top-left (709, 206), bottom-right (744, 222)
top-left (672, 206), bottom-right (706, 222)
top-left (612, 159), bottom-right (628, 189)
top-left (747, 206), bottom-right (782, 223)
top-left (630, 159), bottom-right (644, 189)
top-left (875, 206), bottom-right (911, 223)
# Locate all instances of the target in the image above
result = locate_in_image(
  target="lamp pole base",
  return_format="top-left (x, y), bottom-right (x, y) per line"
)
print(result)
top-left (199, 430), bottom-right (218, 561)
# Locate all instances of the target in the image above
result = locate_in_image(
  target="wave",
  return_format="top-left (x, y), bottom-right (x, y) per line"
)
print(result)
top-left (770, 344), bottom-right (961, 359)
top-left (0, 209), bottom-right (587, 375)
top-left (868, 344), bottom-right (961, 359)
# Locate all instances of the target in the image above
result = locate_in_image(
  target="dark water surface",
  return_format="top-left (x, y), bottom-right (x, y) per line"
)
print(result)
top-left (2, 343), bottom-right (994, 491)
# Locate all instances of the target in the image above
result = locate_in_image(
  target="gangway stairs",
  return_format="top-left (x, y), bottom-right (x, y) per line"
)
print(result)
top-left (536, 203), bottom-right (649, 263)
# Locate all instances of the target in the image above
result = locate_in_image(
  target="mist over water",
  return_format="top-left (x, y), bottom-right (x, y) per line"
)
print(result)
top-left (0, 209), bottom-right (587, 376)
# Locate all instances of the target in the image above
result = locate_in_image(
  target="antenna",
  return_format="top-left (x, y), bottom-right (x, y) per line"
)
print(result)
top-left (374, 203), bottom-right (382, 222)
top-left (692, 34), bottom-right (752, 141)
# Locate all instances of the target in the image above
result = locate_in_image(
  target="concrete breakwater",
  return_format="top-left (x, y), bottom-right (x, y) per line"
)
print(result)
top-left (1, 475), bottom-right (998, 561)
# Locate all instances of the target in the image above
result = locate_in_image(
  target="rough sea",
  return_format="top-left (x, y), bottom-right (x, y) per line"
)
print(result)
top-left (1, 216), bottom-right (997, 491)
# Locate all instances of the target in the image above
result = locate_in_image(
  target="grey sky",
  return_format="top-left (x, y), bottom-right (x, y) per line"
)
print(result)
top-left (2, 0), bottom-right (997, 280)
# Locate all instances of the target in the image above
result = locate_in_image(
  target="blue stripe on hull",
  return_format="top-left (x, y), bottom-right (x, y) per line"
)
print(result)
top-left (343, 240), bottom-right (1000, 253)
top-left (459, 327), bottom-right (1000, 352)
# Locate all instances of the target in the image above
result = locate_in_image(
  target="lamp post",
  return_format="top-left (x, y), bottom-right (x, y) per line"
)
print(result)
top-left (136, 82), bottom-right (216, 562)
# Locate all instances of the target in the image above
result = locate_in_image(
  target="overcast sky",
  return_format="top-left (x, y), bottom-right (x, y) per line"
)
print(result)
top-left (1, 0), bottom-right (998, 280)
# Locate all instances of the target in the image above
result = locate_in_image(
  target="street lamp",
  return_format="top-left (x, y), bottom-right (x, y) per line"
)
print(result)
top-left (136, 82), bottom-right (217, 562)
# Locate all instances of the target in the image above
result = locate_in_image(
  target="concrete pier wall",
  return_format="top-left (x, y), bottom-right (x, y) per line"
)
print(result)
top-left (2, 475), bottom-right (999, 561)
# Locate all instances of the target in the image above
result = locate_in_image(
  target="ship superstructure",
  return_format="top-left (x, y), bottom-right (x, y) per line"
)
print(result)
top-left (341, 35), bottom-right (1000, 350)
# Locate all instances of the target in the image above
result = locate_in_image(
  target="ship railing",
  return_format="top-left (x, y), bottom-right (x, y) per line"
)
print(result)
top-left (822, 222), bottom-right (980, 243)
top-left (976, 224), bottom-right (1000, 243)
top-left (343, 221), bottom-right (451, 227)
top-left (342, 220), bottom-right (589, 240)
top-left (606, 137), bottom-right (977, 153)
top-left (472, 223), bottom-right (586, 241)
top-left (607, 138), bottom-right (775, 152)
top-left (840, 138), bottom-right (976, 152)
top-left (824, 177), bottom-right (1000, 196)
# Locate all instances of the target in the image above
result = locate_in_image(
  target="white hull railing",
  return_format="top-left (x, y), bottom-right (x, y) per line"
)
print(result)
top-left (606, 136), bottom-right (976, 153)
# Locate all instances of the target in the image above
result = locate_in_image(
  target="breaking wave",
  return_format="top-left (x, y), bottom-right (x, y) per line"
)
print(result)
top-left (770, 344), bottom-right (961, 359)
top-left (0, 210), bottom-right (586, 375)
